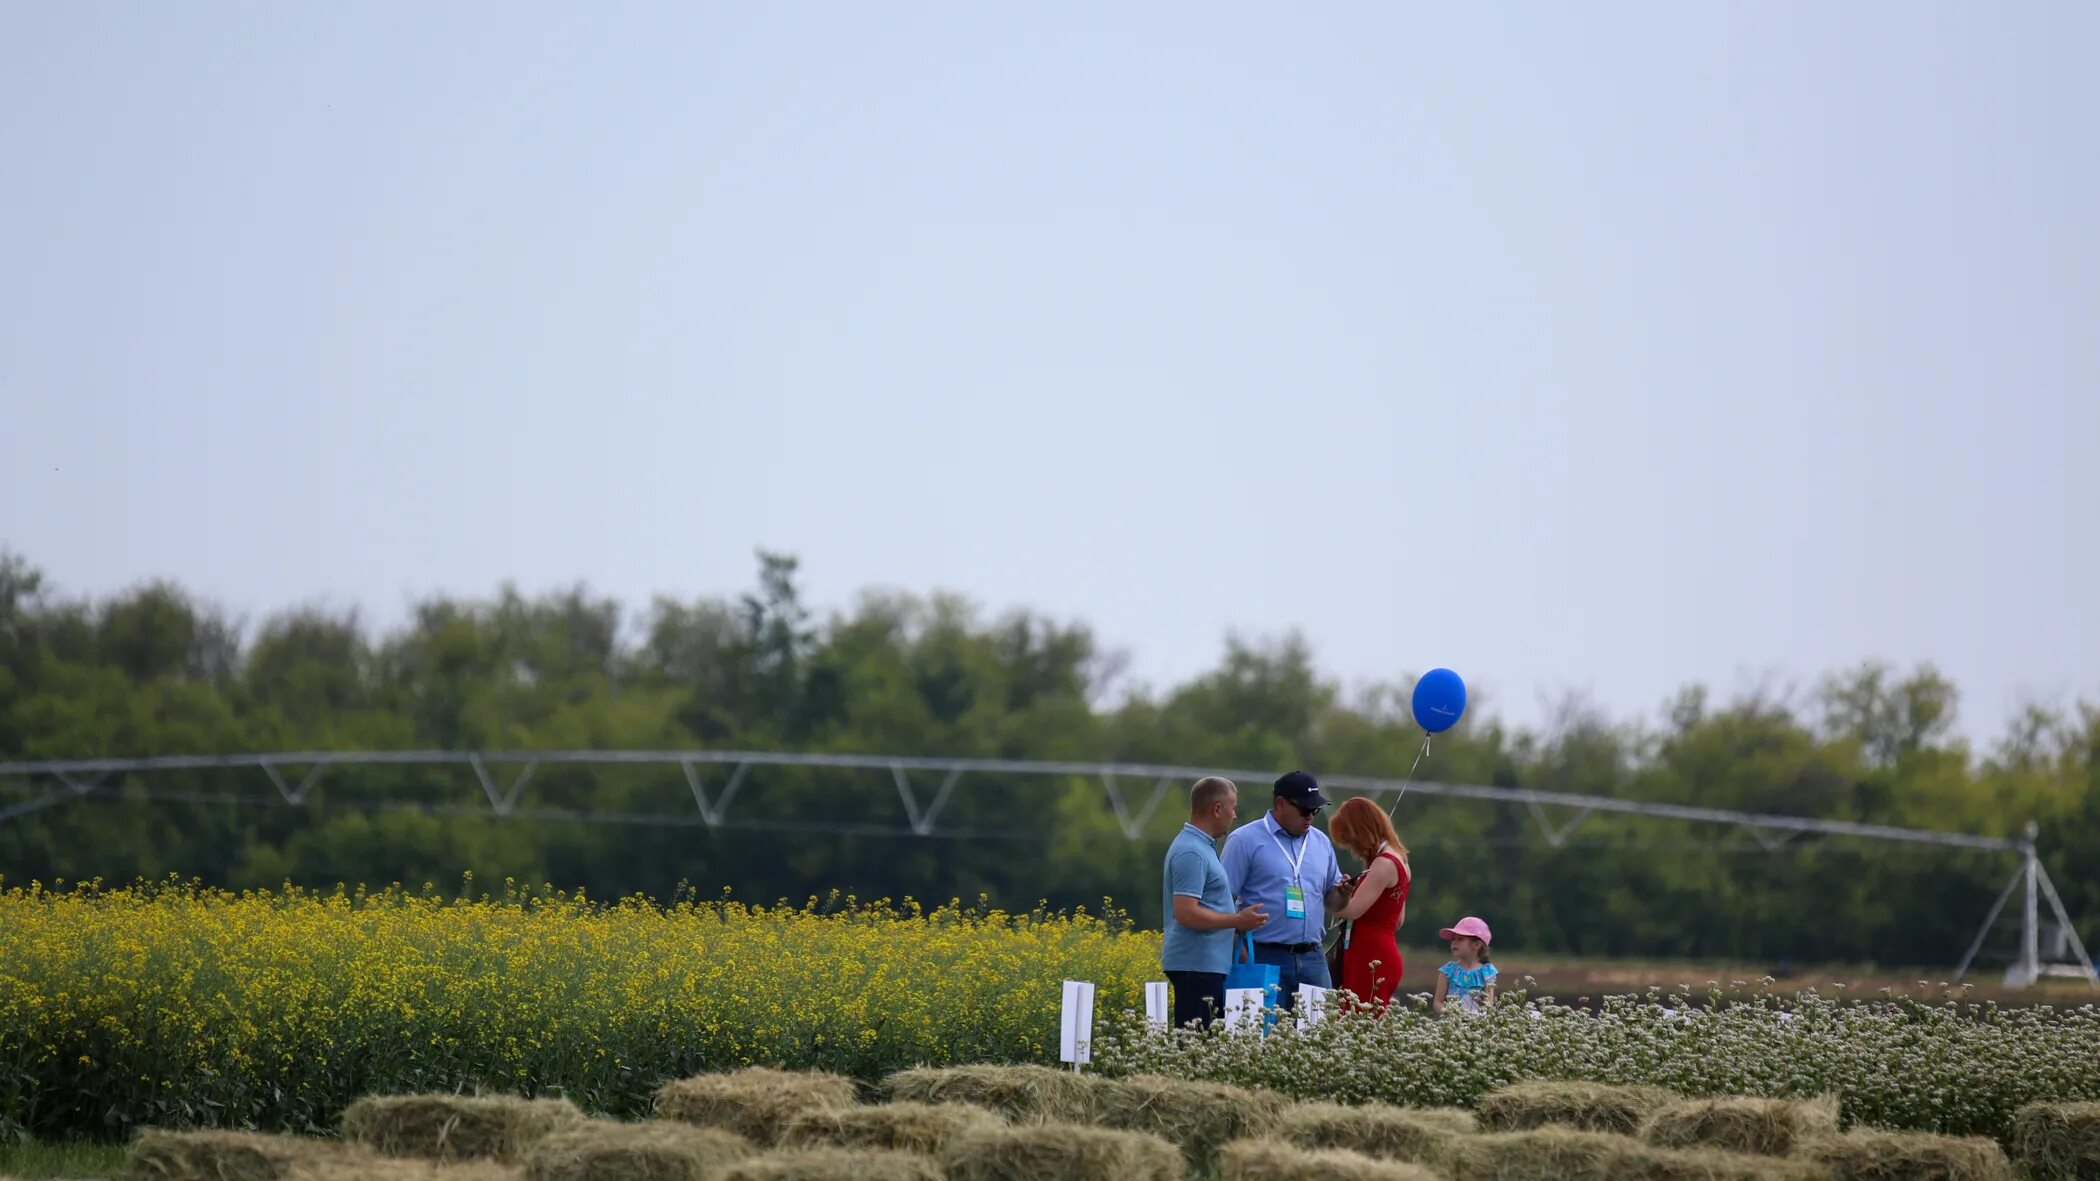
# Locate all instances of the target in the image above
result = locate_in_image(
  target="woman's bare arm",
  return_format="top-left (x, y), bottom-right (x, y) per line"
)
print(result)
top-left (1335, 857), bottom-right (1397, 921)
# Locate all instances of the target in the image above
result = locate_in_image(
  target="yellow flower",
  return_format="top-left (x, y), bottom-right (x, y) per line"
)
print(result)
top-left (0, 880), bottom-right (1158, 1132)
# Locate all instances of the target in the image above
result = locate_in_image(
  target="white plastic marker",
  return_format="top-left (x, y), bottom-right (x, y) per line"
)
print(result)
top-left (1224, 987), bottom-right (1266, 1033)
top-left (1296, 983), bottom-right (1329, 1029)
top-left (1144, 981), bottom-right (1170, 1028)
top-left (1059, 980), bottom-right (1096, 1071)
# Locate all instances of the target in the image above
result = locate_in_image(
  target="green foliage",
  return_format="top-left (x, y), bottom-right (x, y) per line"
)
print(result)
top-left (0, 1137), bottom-right (128, 1179)
top-left (0, 884), bottom-right (1157, 1139)
top-left (0, 549), bottom-right (2096, 968)
top-left (1093, 987), bottom-right (2100, 1143)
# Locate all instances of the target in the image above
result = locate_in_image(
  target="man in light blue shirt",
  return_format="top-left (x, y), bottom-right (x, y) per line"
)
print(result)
top-left (1221, 770), bottom-right (1350, 1011)
top-left (1162, 775), bottom-right (1269, 1030)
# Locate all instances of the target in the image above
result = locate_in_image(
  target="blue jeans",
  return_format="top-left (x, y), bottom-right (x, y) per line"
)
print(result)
top-left (1251, 941), bottom-right (1331, 1010)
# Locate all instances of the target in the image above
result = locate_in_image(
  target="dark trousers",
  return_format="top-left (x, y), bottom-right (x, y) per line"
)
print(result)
top-left (1165, 970), bottom-right (1226, 1031)
top-left (1252, 941), bottom-right (1332, 1010)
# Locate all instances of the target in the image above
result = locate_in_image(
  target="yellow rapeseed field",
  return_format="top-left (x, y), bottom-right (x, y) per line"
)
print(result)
top-left (0, 879), bottom-right (1158, 1138)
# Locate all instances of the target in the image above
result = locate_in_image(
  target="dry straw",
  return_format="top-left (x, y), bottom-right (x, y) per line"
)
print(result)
top-left (2009, 1100), bottom-right (2100, 1181)
top-left (124, 1133), bottom-right (520, 1181)
top-left (940, 1122), bottom-right (1183, 1181)
top-left (291, 1159), bottom-right (521, 1181)
top-left (1639, 1095), bottom-right (1841, 1156)
top-left (1478, 1081), bottom-right (1682, 1135)
top-left (712, 1147), bottom-right (942, 1181)
top-left (124, 1129), bottom-right (344, 1181)
top-left (1272, 1101), bottom-right (1475, 1165)
top-left (1220, 1138), bottom-right (1442, 1181)
top-left (883, 1064), bottom-right (1104, 1125)
top-left (781, 1100), bottom-right (1002, 1153)
top-left (1093, 1074), bottom-right (1284, 1172)
top-left (1439, 1127), bottom-right (1826, 1181)
top-left (1441, 1128), bottom-right (1636, 1181)
top-left (1799, 1130), bottom-right (2015, 1181)
top-left (521, 1120), bottom-right (752, 1181)
top-left (343, 1094), bottom-right (585, 1163)
top-left (652, 1068), bottom-right (859, 1146)
top-left (1617, 1146), bottom-right (1833, 1181)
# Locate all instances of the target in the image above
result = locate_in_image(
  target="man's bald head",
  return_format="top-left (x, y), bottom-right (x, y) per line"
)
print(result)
top-left (1189, 776), bottom-right (1239, 836)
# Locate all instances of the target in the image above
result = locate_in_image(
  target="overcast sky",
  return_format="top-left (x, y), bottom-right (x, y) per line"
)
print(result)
top-left (4, 2), bottom-right (2094, 742)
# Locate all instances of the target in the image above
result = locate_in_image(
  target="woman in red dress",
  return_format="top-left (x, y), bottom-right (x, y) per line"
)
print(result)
top-left (1328, 797), bottom-right (1411, 1010)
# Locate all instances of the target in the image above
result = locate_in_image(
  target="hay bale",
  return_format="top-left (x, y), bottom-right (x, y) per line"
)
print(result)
top-left (292, 1160), bottom-right (522, 1181)
top-left (652, 1068), bottom-right (859, 1146)
top-left (883, 1064), bottom-right (1103, 1125)
top-left (1620, 1145), bottom-right (1836, 1181)
top-left (2010, 1101), bottom-right (2100, 1181)
top-left (712, 1147), bottom-right (941, 1181)
top-left (1640, 1095), bottom-right (1841, 1156)
top-left (1220, 1138), bottom-right (1443, 1181)
top-left (522, 1120), bottom-right (752, 1181)
top-left (940, 1123), bottom-right (1183, 1181)
top-left (1441, 1128), bottom-right (1634, 1181)
top-left (1478, 1080), bottom-right (1682, 1135)
top-left (344, 1094), bottom-right (586, 1163)
top-left (125, 1130), bottom-right (345, 1181)
top-left (1799, 1130), bottom-right (2014, 1181)
top-left (1446, 1127), bottom-right (1835, 1181)
top-left (126, 1128), bottom-right (527, 1181)
top-left (1274, 1101), bottom-right (1475, 1164)
top-left (1093, 1074), bottom-right (1284, 1171)
top-left (781, 1100), bottom-right (1002, 1153)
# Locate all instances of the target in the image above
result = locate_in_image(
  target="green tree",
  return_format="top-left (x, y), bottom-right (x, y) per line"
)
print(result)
top-left (0, 547), bottom-right (2092, 969)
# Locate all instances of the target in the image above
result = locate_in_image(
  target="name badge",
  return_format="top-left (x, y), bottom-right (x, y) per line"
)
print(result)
top-left (1285, 883), bottom-right (1306, 919)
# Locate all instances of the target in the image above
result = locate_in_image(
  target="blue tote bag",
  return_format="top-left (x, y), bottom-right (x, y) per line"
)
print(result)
top-left (1223, 932), bottom-right (1281, 1031)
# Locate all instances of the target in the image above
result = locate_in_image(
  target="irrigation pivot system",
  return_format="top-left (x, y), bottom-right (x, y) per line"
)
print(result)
top-left (1, 748), bottom-right (2092, 989)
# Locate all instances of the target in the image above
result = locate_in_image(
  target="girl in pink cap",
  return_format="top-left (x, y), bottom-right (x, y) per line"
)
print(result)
top-left (1433, 916), bottom-right (1496, 1016)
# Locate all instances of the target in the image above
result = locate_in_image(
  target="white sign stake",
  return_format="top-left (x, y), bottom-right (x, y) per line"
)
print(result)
top-left (1144, 981), bottom-right (1169, 1029)
top-left (1296, 984), bottom-right (1328, 1029)
top-left (1224, 987), bottom-right (1266, 1033)
top-left (1060, 980), bottom-right (1096, 1070)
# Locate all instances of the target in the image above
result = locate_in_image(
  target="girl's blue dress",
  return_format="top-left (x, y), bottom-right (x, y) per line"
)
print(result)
top-left (1439, 961), bottom-right (1497, 1014)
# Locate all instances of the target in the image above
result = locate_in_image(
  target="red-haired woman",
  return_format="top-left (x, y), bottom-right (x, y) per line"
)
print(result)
top-left (1328, 796), bottom-right (1411, 1010)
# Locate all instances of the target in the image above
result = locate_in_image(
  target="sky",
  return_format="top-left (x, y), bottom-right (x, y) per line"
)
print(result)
top-left (3, 2), bottom-right (2095, 743)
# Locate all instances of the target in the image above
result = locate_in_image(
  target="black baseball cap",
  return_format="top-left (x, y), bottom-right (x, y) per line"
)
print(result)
top-left (1273, 770), bottom-right (1329, 811)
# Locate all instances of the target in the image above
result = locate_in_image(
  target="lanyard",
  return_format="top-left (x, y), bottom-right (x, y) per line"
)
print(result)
top-left (1268, 824), bottom-right (1310, 885)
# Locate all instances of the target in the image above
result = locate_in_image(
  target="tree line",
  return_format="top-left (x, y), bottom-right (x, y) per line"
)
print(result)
top-left (1, 549), bottom-right (2094, 970)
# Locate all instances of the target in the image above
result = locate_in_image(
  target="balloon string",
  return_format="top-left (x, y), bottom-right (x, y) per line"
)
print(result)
top-left (1344, 731), bottom-right (1432, 955)
top-left (1387, 733), bottom-right (1432, 819)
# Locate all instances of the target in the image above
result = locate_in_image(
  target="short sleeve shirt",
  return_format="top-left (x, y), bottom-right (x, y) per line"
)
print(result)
top-left (1440, 962), bottom-right (1498, 1014)
top-left (1161, 823), bottom-right (1234, 974)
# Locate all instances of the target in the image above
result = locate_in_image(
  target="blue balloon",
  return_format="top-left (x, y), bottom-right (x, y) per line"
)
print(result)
top-left (1411, 668), bottom-right (1467, 734)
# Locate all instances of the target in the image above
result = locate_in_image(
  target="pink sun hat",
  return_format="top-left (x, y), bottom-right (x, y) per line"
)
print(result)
top-left (1438, 916), bottom-right (1493, 945)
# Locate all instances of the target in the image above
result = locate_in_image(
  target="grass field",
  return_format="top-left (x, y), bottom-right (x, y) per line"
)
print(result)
top-left (4, 882), bottom-right (2095, 1154)
top-left (0, 1139), bottom-right (125, 1179)
top-left (21, 1067), bottom-right (2097, 1181)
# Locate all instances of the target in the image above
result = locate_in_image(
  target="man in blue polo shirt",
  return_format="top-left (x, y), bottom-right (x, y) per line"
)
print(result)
top-left (1221, 770), bottom-right (1351, 1011)
top-left (1161, 776), bottom-right (1269, 1030)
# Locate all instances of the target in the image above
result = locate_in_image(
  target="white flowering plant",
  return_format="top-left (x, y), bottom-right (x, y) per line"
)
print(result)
top-left (1091, 982), bottom-right (2100, 1142)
